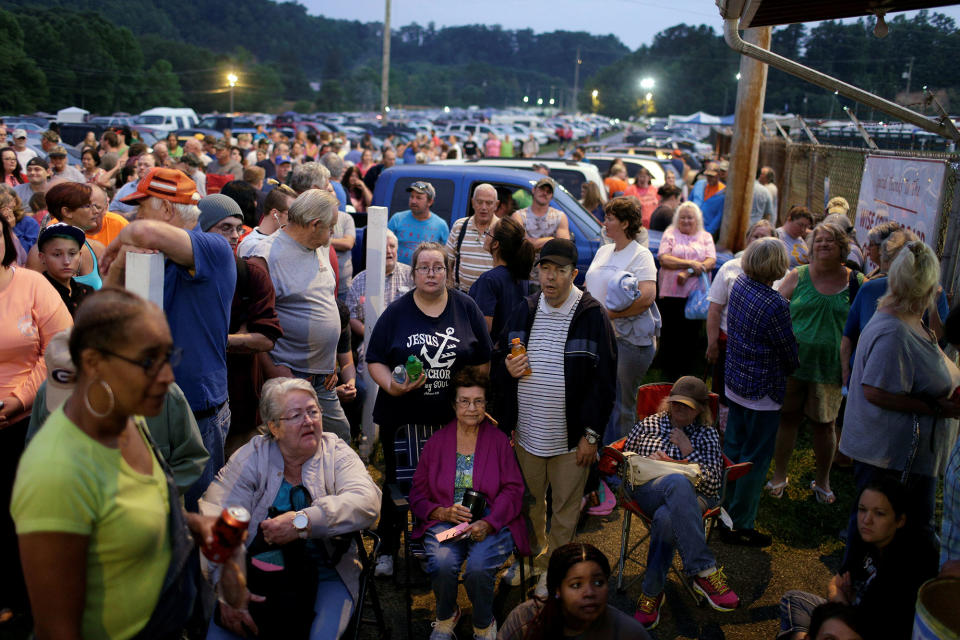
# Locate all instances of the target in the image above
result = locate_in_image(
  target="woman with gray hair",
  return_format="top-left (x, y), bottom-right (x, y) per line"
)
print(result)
top-left (768, 222), bottom-right (864, 504)
top-left (655, 201), bottom-right (716, 381)
top-left (201, 376), bottom-right (381, 640)
top-left (839, 242), bottom-right (960, 546)
top-left (718, 238), bottom-right (798, 546)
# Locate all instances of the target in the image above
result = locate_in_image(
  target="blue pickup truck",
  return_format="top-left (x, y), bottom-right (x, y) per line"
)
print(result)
top-left (351, 164), bottom-right (603, 282)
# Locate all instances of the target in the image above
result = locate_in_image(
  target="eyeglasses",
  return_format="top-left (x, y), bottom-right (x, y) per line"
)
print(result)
top-left (415, 266), bottom-right (447, 275)
top-left (278, 407), bottom-right (323, 424)
top-left (455, 398), bottom-right (486, 408)
top-left (99, 346), bottom-right (183, 377)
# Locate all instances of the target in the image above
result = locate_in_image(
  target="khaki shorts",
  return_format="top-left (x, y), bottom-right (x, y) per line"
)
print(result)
top-left (781, 377), bottom-right (843, 424)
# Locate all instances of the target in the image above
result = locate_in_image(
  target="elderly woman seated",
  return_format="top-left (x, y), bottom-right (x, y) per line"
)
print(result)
top-left (624, 376), bottom-right (739, 629)
top-left (201, 377), bottom-right (381, 640)
top-left (408, 367), bottom-right (529, 640)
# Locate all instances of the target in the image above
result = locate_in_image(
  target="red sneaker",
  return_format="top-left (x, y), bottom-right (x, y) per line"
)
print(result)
top-left (633, 592), bottom-right (664, 629)
top-left (693, 567), bottom-right (740, 611)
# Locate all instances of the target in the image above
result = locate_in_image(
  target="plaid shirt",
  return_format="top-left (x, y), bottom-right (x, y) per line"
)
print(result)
top-left (624, 412), bottom-right (723, 498)
top-left (724, 274), bottom-right (798, 403)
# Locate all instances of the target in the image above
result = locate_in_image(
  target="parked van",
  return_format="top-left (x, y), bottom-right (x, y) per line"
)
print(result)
top-left (433, 158), bottom-right (607, 203)
top-left (137, 108), bottom-right (200, 132)
top-left (353, 164), bottom-right (603, 283)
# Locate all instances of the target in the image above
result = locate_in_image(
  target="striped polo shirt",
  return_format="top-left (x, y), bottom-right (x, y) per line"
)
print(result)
top-left (446, 216), bottom-right (495, 292)
top-left (516, 286), bottom-right (583, 457)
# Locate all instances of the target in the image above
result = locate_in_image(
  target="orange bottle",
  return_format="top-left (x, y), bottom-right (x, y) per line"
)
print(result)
top-left (510, 337), bottom-right (532, 376)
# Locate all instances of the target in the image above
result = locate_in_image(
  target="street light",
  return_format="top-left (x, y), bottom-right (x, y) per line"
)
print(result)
top-left (735, 72), bottom-right (741, 81)
top-left (537, 98), bottom-right (543, 105)
top-left (227, 72), bottom-right (238, 112)
top-left (549, 98), bottom-right (555, 105)
top-left (640, 77), bottom-right (655, 91)
top-left (523, 96), bottom-right (529, 103)
top-left (591, 89), bottom-right (599, 99)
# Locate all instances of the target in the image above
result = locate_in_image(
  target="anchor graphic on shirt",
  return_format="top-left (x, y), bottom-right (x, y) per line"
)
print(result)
top-left (420, 327), bottom-right (461, 369)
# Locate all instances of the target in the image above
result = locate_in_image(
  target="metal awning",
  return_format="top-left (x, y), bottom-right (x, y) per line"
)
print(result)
top-left (729, 0), bottom-right (958, 28)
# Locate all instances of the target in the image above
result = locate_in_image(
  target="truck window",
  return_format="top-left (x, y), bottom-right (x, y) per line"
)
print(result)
top-left (548, 169), bottom-right (587, 198)
top-left (390, 177), bottom-right (456, 224)
top-left (463, 182), bottom-right (532, 219)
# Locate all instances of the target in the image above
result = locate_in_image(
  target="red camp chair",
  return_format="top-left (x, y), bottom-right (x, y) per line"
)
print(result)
top-left (598, 382), bottom-right (752, 602)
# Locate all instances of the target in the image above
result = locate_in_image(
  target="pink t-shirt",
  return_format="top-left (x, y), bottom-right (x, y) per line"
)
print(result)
top-left (0, 267), bottom-right (72, 422)
top-left (484, 138), bottom-right (501, 157)
top-left (657, 227), bottom-right (716, 298)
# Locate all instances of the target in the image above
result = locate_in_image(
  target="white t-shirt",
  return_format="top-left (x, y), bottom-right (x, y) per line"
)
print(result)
top-left (705, 257), bottom-right (743, 333)
top-left (584, 241), bottom-right (658, 346)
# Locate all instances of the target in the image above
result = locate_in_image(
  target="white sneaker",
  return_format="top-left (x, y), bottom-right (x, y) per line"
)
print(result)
top-left (429, 607), bottom-right (461, 639)
top-left (374, 554), bottom-right (394, 577)
top-left (534, 572), bottom-right (549, 598)
top-left (473, 620), bottom-right (497, 639)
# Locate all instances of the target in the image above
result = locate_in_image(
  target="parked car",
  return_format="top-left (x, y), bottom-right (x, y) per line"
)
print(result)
top-left (196, 115), bottom-right (257, 133)
top-left (584, 153), bottom-right (668, 187)
top-left (352, 164), bottom-right (603, 284)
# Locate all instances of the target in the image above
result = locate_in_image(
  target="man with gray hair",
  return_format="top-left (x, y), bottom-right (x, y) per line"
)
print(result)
top-left (100, 167), bottom-right (237, 507)
top-left (247, 189), bottom-right (353, 442)
top-left (445, 183), bottom-right (497, 292)
top-left (289, 160), bottom-right (330, 194)
top-left (320, 151), bottom-right (347, 210)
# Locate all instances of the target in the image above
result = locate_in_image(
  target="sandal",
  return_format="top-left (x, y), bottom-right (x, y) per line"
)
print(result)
top-left (810, 480), bottom-right (836, 504)
top-left (764, 478), bottom-right (789, 498)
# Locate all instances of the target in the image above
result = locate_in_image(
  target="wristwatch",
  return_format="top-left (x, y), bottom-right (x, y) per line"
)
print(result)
top-left (583, 428), bottom-right (600, 446)
top-left (293, 510), bottom-right (309, 539)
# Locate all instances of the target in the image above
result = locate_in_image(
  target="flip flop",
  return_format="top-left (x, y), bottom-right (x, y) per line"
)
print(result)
top-left (764, 478), bottom-right (789, 498)
top-left (810, 480), bottom-right (836, 504)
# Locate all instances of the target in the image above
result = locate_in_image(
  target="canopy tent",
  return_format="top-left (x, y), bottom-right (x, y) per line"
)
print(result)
top-left (56, 107), bottom-right (89, 123)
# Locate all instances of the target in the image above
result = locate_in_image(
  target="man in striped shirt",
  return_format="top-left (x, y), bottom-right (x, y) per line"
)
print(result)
top-left (498, 239), bottom-right (617, 596)
top-left (446, 183), bottom-right (497, 292)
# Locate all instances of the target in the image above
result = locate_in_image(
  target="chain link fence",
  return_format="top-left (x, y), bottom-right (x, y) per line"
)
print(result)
top-left (758, 138), bottom-right (960, 297)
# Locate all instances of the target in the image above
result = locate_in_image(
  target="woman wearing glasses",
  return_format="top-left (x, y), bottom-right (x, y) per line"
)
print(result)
top-left (12, 289), bottom-right (239, 639)
top-left (366, 242), bottom-right (493, 577)
top-left (201, 376), bottom-right (381, 639)
top-left (408, 367), bottom-right (528, 639)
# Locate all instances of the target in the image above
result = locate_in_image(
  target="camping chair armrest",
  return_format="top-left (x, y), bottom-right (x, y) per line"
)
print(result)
top-left (387, 483), bottom-right (410, 513)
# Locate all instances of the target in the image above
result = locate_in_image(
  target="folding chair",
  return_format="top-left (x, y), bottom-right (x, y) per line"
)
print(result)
top-left (598, 382), bottom-right (752, 603)
top-left (385, 423), bottom-right (528, 639)
top-left (343, 529), bottom-right (390, 639)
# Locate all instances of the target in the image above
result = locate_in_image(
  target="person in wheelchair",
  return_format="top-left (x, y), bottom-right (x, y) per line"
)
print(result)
top-left (409, 367), bottom-right (529, 640)
top-left (623, 376), bottom-right (740, 629)
top-left (200, 377), bottom-right (382, 640)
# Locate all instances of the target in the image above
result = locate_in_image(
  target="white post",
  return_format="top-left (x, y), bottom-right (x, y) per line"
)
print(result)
top-left (125, 252), bottom-right (165, 307)
top-left (361, 206), bottom-right (388, 458)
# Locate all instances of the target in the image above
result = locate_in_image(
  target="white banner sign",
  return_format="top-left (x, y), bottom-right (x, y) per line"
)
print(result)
top-left (854, 155), bottom-right (948, 270)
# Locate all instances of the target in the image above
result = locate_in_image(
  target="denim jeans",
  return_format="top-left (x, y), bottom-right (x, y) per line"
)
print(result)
top-left (206, 572), bottom-right (354, 639)
top-left (422, 522), bottom-right (514, 627)
top-left (777, 590), bottom-right (826, 638)
top-left (185, 401), bottom-right (230, 510)
top-left (628, 473), bottom-right (718, 596)
top-left (291, 370), bottom-right (352, 442)
top-left (723, 400), bottom-right (781, 529)
top-left (606, 338), bottom-right (656, 445)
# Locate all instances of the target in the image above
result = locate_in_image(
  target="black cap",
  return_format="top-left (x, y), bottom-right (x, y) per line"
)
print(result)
top-left (536, 238), bottom-right (578, 267)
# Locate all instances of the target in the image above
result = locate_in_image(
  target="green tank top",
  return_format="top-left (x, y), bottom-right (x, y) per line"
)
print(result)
top-left (789, 265), bottom-right (861, 384)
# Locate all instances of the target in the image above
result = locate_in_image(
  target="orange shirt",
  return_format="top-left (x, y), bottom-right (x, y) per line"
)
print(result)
top-left (86, 211), bottom-right (128, 247)
top-left (0, 267), bottom-right (73, 423)
top-left (704, 181), bottom-right (726, 202)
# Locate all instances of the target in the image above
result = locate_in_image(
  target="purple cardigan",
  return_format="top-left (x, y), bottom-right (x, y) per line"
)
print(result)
top-left (409, 419), bottom-right (530, 555)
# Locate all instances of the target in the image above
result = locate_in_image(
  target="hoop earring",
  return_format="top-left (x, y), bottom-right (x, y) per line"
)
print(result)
top-left (84, 379), bottom-right (115, 418)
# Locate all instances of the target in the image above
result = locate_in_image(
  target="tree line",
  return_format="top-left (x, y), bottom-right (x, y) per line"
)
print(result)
top-left (2, 1), bottom-right (958, 120)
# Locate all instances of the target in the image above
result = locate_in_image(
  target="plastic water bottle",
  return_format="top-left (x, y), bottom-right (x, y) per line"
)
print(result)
top-left (510, 338), bottom-right (532, 376)
top-left (392, 365), bottom-right (407, 384)
top-left (405, 355), bottom-right (423, 380)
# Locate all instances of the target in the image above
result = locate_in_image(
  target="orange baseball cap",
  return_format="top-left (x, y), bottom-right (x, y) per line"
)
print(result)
top-left (120, 167), bottom-right (198, 205)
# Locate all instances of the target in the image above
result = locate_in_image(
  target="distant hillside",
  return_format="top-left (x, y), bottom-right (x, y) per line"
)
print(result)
top-left (0, 0), bottom-right (630, 114)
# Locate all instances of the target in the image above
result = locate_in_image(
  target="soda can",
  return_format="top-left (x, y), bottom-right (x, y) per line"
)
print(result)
top-left (202, 506), bottom-right (251, 563)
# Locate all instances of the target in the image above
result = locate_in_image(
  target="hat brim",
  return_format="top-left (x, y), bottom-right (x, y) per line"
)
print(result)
top-left (704, 171), bottom-right (718, 176)
top-left (118, 189), bottom-right (151, 204)
top-left (536, 255), bottom-right (574, 267)
top-left (666, 395), bottom-right (702, 411)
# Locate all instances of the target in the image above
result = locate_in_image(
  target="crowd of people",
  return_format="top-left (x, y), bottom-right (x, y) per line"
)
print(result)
top-left (0, 116), bottom-right (958, 640)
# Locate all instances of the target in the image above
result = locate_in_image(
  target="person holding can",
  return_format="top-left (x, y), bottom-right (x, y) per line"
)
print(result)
top-left (11, 288), bottom-right (238, 640)
top-left (408, 367), bottom-right (528, 639)
top-left (200, 376), bottom-right (381, 640)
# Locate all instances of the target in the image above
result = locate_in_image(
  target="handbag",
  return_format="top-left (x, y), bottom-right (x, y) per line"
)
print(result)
top-left (684, 273), bottom-right (711, 320)
top-left (623, 451), bottom-right (701, 487)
